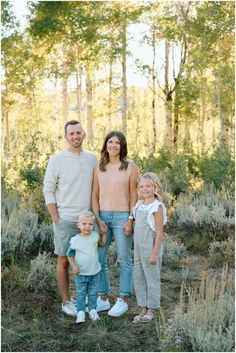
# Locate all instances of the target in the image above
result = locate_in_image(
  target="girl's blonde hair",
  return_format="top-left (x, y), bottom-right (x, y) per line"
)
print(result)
top-left (138, 172), bottom-right (163, 202)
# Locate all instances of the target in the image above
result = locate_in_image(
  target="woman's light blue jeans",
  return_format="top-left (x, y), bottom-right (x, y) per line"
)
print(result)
top-left (97, 211), bottom-right (133, 297)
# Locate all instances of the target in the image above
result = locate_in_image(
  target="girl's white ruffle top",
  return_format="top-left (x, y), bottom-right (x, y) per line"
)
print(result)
top-left (133, 199), bottom-right (167, 232)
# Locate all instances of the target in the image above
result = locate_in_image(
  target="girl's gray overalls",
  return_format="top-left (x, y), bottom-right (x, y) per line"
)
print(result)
top-left (133, 207), bottom-right (163, 309)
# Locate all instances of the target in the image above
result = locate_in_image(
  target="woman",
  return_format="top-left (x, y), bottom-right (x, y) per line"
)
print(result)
top-left (92, 131), bottom-right (138, 317)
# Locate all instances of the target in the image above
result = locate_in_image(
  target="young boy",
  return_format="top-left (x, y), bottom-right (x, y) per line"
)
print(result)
top-left (67, 211), bottom-right (106, 324)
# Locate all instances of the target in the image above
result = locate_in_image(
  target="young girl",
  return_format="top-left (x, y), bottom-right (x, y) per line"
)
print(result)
top-left (132, 172), bottom-right (167, 323)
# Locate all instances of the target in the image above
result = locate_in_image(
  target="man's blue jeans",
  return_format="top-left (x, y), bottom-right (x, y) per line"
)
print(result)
top-left (75, 272), bottom-right (99, 311)
top-left (98, 211), bottom-right (133, 297)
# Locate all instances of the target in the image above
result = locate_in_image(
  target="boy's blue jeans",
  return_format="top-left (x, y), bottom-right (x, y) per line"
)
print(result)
top-left (97, 211), bottom-right (133, 297)
top-left (75, 272), bottom-right (99, 312)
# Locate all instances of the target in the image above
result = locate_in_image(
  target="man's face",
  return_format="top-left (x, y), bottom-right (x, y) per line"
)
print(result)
top-left (65, 124), bottom-right (85, 149)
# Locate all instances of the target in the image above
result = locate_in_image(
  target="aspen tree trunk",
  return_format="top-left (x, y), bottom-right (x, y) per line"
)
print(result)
top-left (164, 41), bottom-right (172, 145)
top-left (173, 82), bottom-right (180, 150)
top-left (199, 83), bottom-right (206, 152)
top-left (62, 75), bottom-right (68, 126)
top-left (5, 109), bottom-right (10, 153)
top-left (75, 67), bottom-right (82, 123)
top-left (108, 57), bottom-right (113, 131)
top-left (121, 19), bottom-right (127, 136)
top-left (62, 46), bottom-right (68, 127)
top-left (217, 61), bottom-right (223, 144)
top-left (184, 116), bottom-right (190, 142)
top-left (54, 78), bottom-right (59, 148)
top-left (151, 26), bottom-right (157, 152)
top-left (86, 66), bottom-right (94, 145)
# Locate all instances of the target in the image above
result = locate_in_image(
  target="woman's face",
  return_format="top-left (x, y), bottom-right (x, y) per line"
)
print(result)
top-left (106, 135), bottom-right (121, 158)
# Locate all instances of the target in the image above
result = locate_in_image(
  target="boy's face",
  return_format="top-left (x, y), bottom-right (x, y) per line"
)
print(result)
top-left (78, 217), bottom-right (94, 236)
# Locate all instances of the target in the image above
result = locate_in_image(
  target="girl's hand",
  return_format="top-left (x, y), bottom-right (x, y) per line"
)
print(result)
top-left (123, 221), bottom-right (133, 236)
top-left (73, 265), bottom-right (80, 274)
top-left (149, 255), bottom-right (157, 265)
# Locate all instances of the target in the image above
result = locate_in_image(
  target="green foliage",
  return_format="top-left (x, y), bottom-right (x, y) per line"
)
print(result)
top-left (164, 266), bottom-right (235, 352)
top-left (209, 238), bottom-right (235, 268)
top-left (1, 192), bottom-right (54, 265)
top-left (174, 183), bottom-right (234, 228)
top-left (163, 234), bottom-right (186, 268)
top-left (26, 252), bottom-right (57, 294)
top-left (1, 192), bottom-right (39, 265)
top-left (198, 144), bottom-right (235, 192)
top-left (2, 132), bottom-right (55, 223)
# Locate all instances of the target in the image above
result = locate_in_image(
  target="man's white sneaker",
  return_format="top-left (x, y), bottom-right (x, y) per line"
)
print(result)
top-left (62, 301), bottom-right (77, 316)
top-left (108, 298), bottom-right (128, 317)
top-left (96, 297), bottom-right (111, 312)
top-left (76, 311), bottom-right (85, 324)
top-left (89, 309), bottom-right (100, 321)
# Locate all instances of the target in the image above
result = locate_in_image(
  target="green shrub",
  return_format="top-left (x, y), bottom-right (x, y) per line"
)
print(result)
top-left (209, 238), bottom-right (235, 268)
top-left (163, 234), bottom-right (186, 267)
top-left (174, 183), bottom-right (234, 228)
top-left (1, 192), bottom-right (53, 264)
top-left (165, 266), bottom-right (235, 352)
top-left (198, 144), bottom-right (235, 192)
top-left (26, 252), bottom-right (57, 293)
top-left (1, 193), bottom-right (39, 265)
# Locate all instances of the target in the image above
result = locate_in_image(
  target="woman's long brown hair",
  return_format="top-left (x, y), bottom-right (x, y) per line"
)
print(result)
top-left (99, 131), bottom-right (129, 171)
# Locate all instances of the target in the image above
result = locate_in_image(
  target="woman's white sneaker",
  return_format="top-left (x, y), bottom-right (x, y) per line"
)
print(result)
top-left (89, 309), bottom-right (100, 321)
top-left (96, 297), bottom-right (111, 312)
top-left (62, 301), bottom-right (77, 316)
top-left (76, 311), bottom-right (85, 324)
top-left (108, 298), bottom-right (128, 317)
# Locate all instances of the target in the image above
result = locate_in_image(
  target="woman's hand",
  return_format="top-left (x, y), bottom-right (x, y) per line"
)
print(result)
top-left (149, 254), bottom-right (157, 265)
top-left (123, 221), bottom-right (133, 236)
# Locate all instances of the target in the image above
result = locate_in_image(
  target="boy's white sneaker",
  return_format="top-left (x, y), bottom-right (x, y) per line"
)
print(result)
top-left (96, 296), bottom-right (111, 312)
top-left (62, 301), bottom-right (77, 316)
top-left (89, 309), bottom-right (100, 321)
top-left (108, 298), bottom-right (128, 317)
top-left (76, 311), bottom-right (85, 324)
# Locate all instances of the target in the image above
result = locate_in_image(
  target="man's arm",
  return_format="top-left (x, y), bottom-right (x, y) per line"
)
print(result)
top-left (43, 157), bottom-right (58, 223)
top-left (47, 203), bottom-right (59, 224)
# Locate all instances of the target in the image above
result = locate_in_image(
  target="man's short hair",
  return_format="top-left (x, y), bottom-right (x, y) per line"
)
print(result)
top-left (64, 120), bottom-right (81, 134)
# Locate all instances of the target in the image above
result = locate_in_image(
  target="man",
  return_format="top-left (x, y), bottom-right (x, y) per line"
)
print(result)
top-left (43, 120), bottom-right (97, 316)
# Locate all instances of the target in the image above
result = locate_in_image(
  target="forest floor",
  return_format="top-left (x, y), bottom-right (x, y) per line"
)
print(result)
top-left (1, 234), bottom-right (210, 352)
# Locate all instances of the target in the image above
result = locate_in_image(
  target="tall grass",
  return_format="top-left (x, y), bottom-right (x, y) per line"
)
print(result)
top-left (165, 265), bottom-right (235, 352)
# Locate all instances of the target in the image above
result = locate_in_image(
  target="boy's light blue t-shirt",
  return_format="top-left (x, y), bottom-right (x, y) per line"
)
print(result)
top-left (67, 231), bottom-right (101, 276)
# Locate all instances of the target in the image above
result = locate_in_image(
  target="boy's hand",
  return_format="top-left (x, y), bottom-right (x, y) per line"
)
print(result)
top-left (73, 265), bottom-right (80, 274)
top-left (149, 254), bottom-right (157, 265)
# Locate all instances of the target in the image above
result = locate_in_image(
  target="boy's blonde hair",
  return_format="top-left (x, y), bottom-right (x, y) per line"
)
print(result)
top-left (78, 210), bottom-right (95, 223)
top-left (138, 172), bottom-right (163, 201)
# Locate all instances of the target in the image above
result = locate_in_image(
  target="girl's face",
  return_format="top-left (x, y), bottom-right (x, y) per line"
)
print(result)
top-left (138, 178), bottom-right (155, 199)
top-left (106, 136), bottom-right (121, 158)
top-left (78, 217), bottom-right (94, 236)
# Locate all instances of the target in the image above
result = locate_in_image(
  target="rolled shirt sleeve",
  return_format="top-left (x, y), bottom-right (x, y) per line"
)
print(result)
top-left (43, 156), bottom-right (57, 205)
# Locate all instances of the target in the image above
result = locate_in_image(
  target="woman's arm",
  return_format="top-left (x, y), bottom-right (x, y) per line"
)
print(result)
top-left (92, 166), bottom-right (107, 235)
top-left (149, 206), bottom-right (164, 265)
top-left (123, 163), bottom-right (138, 235)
